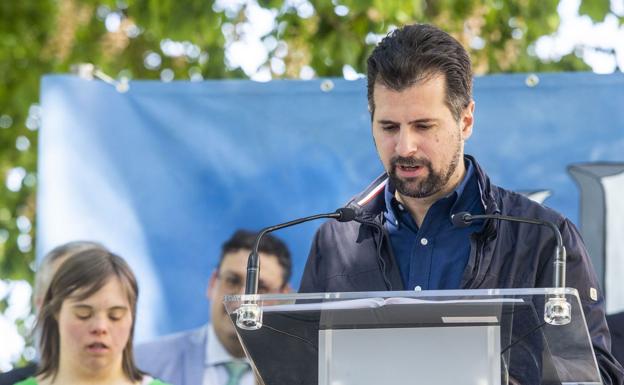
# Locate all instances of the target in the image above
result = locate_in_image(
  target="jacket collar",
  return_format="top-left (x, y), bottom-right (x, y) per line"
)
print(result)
top-left (346, 173), bottom-right (388, 222)
top-left (345, 155), bottom-right (500, 290)
top-left (347, 154), bottom-right (499, 221)
top-left (468, 154), bottom-right (500, 215)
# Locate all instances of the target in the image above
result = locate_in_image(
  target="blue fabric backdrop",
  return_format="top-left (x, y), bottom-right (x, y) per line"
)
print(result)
top-left (37, 73), bottom-right (624, 341)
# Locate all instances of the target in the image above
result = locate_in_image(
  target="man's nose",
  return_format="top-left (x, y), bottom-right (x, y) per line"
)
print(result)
top-left (395, 127), bottom-right (418, 157)
top-left (235, 273), bottom-right (248, 295)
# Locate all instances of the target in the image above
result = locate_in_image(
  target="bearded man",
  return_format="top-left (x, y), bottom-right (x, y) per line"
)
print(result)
top-left (299, 23), bottom-right (623, 385)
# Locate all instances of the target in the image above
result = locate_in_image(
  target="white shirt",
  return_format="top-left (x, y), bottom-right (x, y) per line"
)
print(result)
top-left (203, 324), bottom-right (255, 385)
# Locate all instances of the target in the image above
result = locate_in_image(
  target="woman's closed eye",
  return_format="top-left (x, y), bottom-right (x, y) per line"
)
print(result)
top-left (73, 306), bottom-right (93, 320)
top-left (108, 307), bottom-right (127, 321)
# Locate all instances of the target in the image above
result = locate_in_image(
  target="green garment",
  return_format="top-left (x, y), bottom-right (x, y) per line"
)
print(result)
top-left (13, 377), bottom-right (170, 385)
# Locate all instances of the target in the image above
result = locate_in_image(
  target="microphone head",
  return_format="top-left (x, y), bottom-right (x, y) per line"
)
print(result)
top-left (451, 212), bottom-right (472, 227)
top-left (335, 207), bottom-right (356, 222)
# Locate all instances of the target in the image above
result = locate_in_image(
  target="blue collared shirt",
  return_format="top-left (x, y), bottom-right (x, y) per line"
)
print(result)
top-left (384, 158), bottom-right (485, 290)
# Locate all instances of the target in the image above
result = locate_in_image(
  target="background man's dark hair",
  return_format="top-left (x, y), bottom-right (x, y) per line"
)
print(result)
top-left (367, 23), bottom-right (473, 121)
top-left (219, 229), bottom-right (292, 287)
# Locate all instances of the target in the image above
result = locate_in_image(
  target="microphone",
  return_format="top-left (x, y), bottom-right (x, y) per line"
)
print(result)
top-left (451, 211), bottom-right (570, 325)
top-left (237, 207), bottom-right (356, 330)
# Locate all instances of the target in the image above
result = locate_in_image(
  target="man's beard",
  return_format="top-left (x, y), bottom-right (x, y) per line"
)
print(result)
top-left (389, 148), bottom-right (461, 199)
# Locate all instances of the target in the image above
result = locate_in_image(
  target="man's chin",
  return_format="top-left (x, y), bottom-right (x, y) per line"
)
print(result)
top-left (221, 323), bottom-right (236, 338)
top-left (394, 179), bottom-right (427, 198)
top-left (391, 174), bottom-right (444, 199)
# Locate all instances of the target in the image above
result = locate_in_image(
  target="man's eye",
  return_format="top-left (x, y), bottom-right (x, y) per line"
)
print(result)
top-left (382, 125), bottom-right (398, 131)
top-left (225, 276), bottom-right (241, 286)
top-left (417, 124), bottom-right (432, 130)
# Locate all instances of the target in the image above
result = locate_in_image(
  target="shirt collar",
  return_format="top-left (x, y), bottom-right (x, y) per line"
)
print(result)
top-left (384, 157), bottom-right (476, 224)
top-left (205, 323), bottom-right (248, 367)
top-left (450, 157), bottom-right (475, 209)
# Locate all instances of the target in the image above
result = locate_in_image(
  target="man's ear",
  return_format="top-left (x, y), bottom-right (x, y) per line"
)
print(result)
top-left (206, 270), bottom-right (218, 301)
top-left (461, 100), bottom-right (475, 140)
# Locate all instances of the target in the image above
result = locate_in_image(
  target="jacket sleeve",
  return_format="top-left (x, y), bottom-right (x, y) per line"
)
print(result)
top-left (546, 218), bottom-right (624, 385)
top-left (299, 226), bottom-right (325, 293)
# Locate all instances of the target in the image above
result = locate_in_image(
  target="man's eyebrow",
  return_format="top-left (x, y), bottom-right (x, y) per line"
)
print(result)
top-left (408, 118), bottom-right (438, 125)
top-left (257, 279), bottom-right (276, 290)
top-left (222, 271), bottom-right (243, 278)
top-left (376, 118), bottom-right (438, 125)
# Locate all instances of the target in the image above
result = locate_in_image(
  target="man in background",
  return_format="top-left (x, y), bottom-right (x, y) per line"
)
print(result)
top-left (0, 241), bottom-right (107, 385)
top-left (135, 230), bottom-right (292, 385)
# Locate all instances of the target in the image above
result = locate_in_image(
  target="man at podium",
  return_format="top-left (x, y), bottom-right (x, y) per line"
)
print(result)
top-left (299, 23), bottom-right (623, 384)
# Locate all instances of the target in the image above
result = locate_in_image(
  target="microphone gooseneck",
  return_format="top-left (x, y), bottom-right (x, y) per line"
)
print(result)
top-left (245, 208), bottom-right (355, 295)
top-left (237, 208), bottom-right (356, 330)
top-left (451, 211), bottom-right (570, 325)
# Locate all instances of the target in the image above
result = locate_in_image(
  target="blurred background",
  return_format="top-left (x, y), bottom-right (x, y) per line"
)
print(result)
top-left (1, 0), bottom-right (623, 372)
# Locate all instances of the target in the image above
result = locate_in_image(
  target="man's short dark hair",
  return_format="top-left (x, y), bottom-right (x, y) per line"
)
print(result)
top-left (367, 23), bottom-right (473, 121)
top-left (219, 230), bottom-right (292, 287)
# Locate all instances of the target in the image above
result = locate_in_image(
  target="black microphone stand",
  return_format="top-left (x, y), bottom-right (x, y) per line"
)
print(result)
top-left (451, 212), bottom-right (571, 325)
top-left (236, 208), bottom-right (356, 330)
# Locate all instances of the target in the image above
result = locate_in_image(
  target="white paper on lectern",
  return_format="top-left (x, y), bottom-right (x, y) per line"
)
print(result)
top-left (262, 296), bottom-right (524, 313)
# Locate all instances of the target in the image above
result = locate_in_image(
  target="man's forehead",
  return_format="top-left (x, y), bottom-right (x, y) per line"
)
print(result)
top-left (220, 250), bottom-right (285, 285)
top-left (220, 249), bottom-right (282, 270)
top-left (374, 71), bottom-right (445, 90)
top-left (372, 75), bottom-right (451, 120)
top-left (373, 73), bottom-right (446, 95)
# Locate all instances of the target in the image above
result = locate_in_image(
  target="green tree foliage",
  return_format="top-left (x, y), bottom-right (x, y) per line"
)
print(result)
top-left (0, 0), bottom-right (621, 367)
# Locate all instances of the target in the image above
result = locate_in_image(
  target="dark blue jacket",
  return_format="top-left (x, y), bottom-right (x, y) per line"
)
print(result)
top-left (608, 311), bottom-right (624, 369)
top-left (300, 155), bottom-right (623, 385)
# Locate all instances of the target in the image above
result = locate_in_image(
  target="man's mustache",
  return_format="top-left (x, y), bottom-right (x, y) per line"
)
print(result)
top-left (390, 156), bottom-right (431, 168)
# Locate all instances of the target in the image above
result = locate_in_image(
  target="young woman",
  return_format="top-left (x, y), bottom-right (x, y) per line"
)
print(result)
top-left (15, 249), bottom-right (170, 385)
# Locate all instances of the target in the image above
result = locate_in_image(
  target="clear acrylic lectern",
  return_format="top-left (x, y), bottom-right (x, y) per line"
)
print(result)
top-left (223, 288), bottom-right (601, 385)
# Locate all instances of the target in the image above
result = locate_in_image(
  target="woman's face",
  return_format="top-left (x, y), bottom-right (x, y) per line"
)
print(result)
top-left (56, 277), bottom-right (133, 373)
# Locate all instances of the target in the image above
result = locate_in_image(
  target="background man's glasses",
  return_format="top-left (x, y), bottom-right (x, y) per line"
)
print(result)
top-left (217, 272), bottom-right (277, 295)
